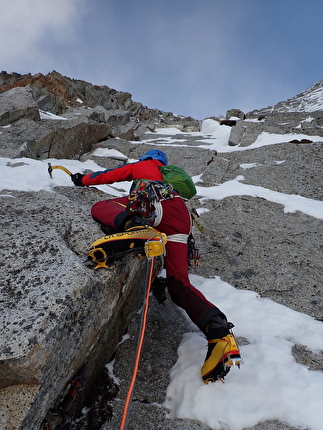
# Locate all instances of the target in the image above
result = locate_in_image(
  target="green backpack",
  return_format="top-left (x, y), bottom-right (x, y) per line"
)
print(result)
top-left (159, 165), bottom-right (196, 200)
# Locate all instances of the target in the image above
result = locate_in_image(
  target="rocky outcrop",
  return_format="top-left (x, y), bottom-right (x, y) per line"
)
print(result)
top-left (0, 108), bottom-right (111, 160)
top-left (0, 70), bottom-right (133, 114)
top-left (0, 69), bottom-right (196, 137)
top-left (227, 110), bottom-right (323, 147)
top-left (0, 86), bottom-right (40, 126)
top-left (0, 186), bottom-right (163, 430)
top-left (0, 71), bottom-right (200, 160)
top-left (248, 79), bottom-right (323, 115)
top-left (226, 108), bottom-right (246, 120)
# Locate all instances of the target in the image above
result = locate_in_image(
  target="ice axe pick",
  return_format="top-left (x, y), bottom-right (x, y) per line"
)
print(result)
top-left (48, 162), bottom-right (72, 179)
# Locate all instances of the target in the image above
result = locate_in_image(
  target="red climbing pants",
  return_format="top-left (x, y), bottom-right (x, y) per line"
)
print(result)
top-left (91, 195), bottom-right (224, 331)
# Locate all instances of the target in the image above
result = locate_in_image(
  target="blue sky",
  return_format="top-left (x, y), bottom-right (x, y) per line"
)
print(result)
top-left (1, 0), bottom-right (323, 119)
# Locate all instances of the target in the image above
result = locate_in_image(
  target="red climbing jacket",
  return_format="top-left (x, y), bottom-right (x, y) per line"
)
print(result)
top-left (82, 159), bottom-right (164, 186)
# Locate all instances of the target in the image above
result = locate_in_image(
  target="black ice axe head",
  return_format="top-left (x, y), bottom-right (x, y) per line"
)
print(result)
top-left (48, 162), bottom-right (72, 179)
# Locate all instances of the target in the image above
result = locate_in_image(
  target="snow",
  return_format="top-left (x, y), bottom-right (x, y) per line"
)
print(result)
top-left (105, 359), bottom-right (120, 386)
top-left (239, 162), bottom-right (261, 169)
top-left (282, 83), bottom-right (323, 113)
top-left (1, 119), bottom-right (323, 429)
top-left (164, 275), bottom-right (323, 430)
top-left (0, 157), bottom-right (132, 196)
top-left (91, 148), bottom-right (128, 160)
top-left (39, 110), bottom-right (68, 120)
top-left (196, 176), bottom-right (323, 219)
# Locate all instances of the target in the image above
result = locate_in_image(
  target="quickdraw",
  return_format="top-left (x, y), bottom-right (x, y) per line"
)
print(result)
top-left (188, 235), bottom-right (201, 267)
top-left (128, 180), bottom-right (174, 221)
top-left (42, 364), bottom-right (86, 430)
top-left (190, 208), bottom-right (206, 233)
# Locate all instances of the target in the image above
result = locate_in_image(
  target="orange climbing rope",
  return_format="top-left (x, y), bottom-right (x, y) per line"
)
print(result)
top-left (119, 257), bottom-right (155, 430)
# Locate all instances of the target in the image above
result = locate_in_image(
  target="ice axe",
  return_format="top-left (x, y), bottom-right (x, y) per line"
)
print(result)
top-left (48, 162), bottom-right (72, 179)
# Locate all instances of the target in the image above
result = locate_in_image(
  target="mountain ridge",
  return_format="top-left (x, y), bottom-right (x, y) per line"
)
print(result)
top-left (248, 78), bottom-right (323, 116)
top-left (2, 70), bottom-right (323, 119)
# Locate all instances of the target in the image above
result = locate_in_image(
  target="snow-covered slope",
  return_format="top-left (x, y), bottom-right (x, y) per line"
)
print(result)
top-left (276, 80), bottom-right (323, 112)
top-left (250, 78), bottom-right (323, 115)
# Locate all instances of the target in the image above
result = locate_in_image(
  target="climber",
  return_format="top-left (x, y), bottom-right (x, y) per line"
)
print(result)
top-left (71, 149), bottom-right (241, 382)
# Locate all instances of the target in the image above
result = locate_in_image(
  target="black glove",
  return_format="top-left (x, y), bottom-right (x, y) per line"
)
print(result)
top-left (71, 173), bottom-right (85, 186)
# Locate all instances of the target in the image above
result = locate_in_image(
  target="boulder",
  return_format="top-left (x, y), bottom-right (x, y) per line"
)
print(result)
top-left (28, 120), bottom-right (111, 160)
top-left (225, 108), bottom-right (246, 120)
top-left (0, 87), bottom-right (40, 126)
top-left (0, 114), bottom-right (111, 160)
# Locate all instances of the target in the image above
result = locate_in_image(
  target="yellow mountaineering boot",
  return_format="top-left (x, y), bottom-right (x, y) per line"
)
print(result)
top-left (201, 315), bottom-right (242, 383)
top-left (201, 334), bottom-right (241, 383)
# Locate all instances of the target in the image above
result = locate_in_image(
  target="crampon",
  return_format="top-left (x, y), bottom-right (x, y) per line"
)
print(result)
top-left (201, 333), bottom-right (242, 383)
top-left (88, 225), bottom-right (167, 269)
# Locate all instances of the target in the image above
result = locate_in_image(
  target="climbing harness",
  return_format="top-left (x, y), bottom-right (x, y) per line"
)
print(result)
top-left (167, 233), bottom-right (189, 244)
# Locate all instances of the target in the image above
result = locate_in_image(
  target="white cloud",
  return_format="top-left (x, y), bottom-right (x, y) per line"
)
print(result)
top-left (0, 0), bottom-right (86, 67)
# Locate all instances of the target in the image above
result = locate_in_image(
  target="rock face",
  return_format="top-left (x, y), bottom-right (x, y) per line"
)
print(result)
top-left (1, 71), bottom-right (323, 430)
top-left (228, 111), bottom-right (323, 147)
top-left (1, 187), bottom-right (160, 429)
top-left (0, 70), bottom-right (133, 114)
top-left (0, 86), bottom-right (40, 126)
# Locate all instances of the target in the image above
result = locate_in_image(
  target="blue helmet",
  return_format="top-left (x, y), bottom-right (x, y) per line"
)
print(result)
top-left (139, 149), bottom-right (168, 166)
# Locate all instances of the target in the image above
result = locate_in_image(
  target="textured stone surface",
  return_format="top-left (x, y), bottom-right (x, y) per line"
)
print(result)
top-left (0, 87), bottom-right (40, 126)
top-left (0, 115), bottom-right (111, 159)
top-left (0, 385), bottom-right (40, 430)
top-left (0, 188), bottom-right (155, 430)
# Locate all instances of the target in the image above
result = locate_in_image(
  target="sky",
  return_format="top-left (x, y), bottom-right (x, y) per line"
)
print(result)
top-left (2, 0), bottom-right (323, 119)
top-left (2, 120), bottom-right (323, 429)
